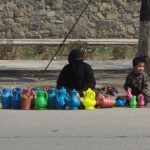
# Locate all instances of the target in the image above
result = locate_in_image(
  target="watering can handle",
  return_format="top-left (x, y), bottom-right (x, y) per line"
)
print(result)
top-left (28, 88), bottom-right (32, 95)
top-left (66, 93), bottom-right (70, 100)
top-left (10, 88), bottom-right (14, 97)
top-left (45, 91), bottom-right (48, 101)
top-left (11, 88), bottom-right (15, 94)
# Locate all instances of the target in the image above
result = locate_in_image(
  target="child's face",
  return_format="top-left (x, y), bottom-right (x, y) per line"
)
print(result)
top-left (134, 62), bottom-right (145, 74)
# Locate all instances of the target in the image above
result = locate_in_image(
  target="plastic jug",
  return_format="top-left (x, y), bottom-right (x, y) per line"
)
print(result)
top-left (21, 89), bottom-right (33, 110)
top-left (68, 89), bottom-right (80, 110)
top-left (130, 95), bottom-right (137, 108)
top-left (138, 94), bottom-right (145, 108)
top-left (126, 89), bottom-right (132, 101)
top-left (47, 88), bottom-right (56, 109)
top-left (11, 87), bottom-right (22, 109)
top-left (34, 90), bottom-right (48, 110)
top-left (0, 88), bottom-right (12, 109)
top-left (83, 88), bottom-right (96, 110)
top-left (55, 87), bottom-right (67, 109)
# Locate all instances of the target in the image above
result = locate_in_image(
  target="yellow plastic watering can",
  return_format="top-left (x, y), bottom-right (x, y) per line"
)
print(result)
top-left (83, 88), bottom-right (96, 110)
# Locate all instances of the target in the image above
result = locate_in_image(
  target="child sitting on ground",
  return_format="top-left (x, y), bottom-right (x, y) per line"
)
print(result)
top-left (124, 56), bottom-right (148, 106)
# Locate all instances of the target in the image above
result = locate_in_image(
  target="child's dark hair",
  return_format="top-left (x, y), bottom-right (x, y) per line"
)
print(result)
top-left (133, 56), bottom-right (146, 67)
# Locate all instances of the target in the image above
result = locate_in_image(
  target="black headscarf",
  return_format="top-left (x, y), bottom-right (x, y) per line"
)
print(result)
top-left (68, 49), bottom-right (84, 63)
top-left (68, 49), bottom-right (85, 89)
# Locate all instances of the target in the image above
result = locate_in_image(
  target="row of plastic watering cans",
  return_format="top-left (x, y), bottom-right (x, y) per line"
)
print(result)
top-left (48, 87), bottom-right (97, 110)
top-left (47, 87), bottom-right (81, 110)
top-left (0, 87), bottom-right (48, 110)
top-left (30, 87), bottom-right (96, 110)
top-left (0, 87), bottom-right (98, 110)
top-left (0, 87), bottom-right (80, 110)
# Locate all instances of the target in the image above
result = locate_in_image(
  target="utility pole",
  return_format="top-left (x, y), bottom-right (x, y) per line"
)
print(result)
top-left (138, 0), bottom-right (150, 75)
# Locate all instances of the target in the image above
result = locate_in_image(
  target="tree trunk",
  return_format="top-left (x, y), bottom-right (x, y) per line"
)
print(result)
top-left (138, 0), bottom-right (150, 75)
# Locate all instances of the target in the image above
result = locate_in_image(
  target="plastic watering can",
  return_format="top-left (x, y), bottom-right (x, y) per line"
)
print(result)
top-left (55, 87), bottom-right (67, 109)
top-left (34, 90), bottom-right (48, 110)
top-left (11, 87), bottom-right (22, 109)
top-left (0, 88), bottom-right (12, 109)
top-left (68, 89), bottom-right (80, 110)
top-left (47, 88), bottom-right (56, 109)
top-left (83, 88), bottom-right (96, 110)
top-left (21, 89), bottom-right (34, 110)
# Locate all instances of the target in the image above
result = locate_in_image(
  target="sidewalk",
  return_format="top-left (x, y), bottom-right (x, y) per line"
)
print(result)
top-left (0, 60), bottom-right (132, 71)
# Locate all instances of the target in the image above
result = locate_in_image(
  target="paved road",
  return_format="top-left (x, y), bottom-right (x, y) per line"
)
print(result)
top-left (0, 108), bottom-right (150, 150)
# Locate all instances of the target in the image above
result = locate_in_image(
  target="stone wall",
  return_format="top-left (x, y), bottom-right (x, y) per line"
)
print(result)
top-left (0, 0), bottom-right (141, 39)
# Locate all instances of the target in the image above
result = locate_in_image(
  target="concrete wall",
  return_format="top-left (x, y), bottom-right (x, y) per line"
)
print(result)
top-left (0, 0), bottom-right (141, 39)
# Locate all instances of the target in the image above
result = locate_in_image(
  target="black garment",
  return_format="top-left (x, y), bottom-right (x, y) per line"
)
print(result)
top-left (57, 61), bottom-right (96, 96)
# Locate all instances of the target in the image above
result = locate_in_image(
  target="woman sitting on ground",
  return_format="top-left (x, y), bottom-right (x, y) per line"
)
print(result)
top-left (57, 49), bottom-right (96, 99)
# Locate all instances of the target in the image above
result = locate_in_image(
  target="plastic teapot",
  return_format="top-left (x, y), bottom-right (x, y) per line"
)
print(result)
top-left (68, 89), bottom-right (80, 110)
top-left (11, 87), bottom-right (22, 109)
top-left (34, 90), bottom-right (48, 110)
top-left (83, 88), bottom-right (96, 110)
top-left (21, 89), bottom-right (34, 110)
top-left (55, 87), bottom-right (67, 109)
top-left (0, 88), bottom-right (12, 109)
top-left (47, 88), bottom-right (56, 109)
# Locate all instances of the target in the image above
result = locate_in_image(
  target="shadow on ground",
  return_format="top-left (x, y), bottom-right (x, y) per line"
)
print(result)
top-left (0, 69), bottom-right (149, 94)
